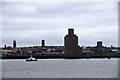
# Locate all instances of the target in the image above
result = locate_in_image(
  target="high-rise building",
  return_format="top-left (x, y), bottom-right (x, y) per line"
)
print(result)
top-left (13, 40), bottom-right (16, 49)
top-left (4, 45), bottom-right (6, 49)
top-left (64, 28), bottom-right (83, 58)
top-left (41, 40), bottom-right (45, 47)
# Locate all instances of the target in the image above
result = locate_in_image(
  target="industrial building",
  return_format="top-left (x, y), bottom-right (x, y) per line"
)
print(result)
top-left (64, 28), bottom-right (83, 58)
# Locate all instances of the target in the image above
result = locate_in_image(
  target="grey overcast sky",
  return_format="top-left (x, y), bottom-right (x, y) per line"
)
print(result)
top-left (2, 2), bottom-right (118, 47)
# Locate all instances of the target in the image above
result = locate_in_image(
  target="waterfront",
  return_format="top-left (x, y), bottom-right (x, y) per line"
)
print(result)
top-left (2, 58), bottom-right (118, 78)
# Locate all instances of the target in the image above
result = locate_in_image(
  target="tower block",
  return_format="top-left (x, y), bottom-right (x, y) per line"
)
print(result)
top-left (64, 28), bottom-right (83, 58)
top-left (13, 40), bottom-right (16, 49)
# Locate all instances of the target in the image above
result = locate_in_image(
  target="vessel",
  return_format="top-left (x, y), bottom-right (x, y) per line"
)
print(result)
top-left (26, 56), bottom-right (37, 61)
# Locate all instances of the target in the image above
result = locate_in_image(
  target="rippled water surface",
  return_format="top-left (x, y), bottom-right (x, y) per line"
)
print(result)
top-left (2, 58), bottom-right (118, 78)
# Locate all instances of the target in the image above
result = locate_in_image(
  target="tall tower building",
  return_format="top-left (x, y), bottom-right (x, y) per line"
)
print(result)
top-left (97, 41), bottom-right (103, 48)
top-left (41, 40), bottom-right (45, 47)
top-left (4, 45), bottom-right (6, 49)
top-left (64, 28), bottom-right (82, 58)
top-left (13, 40), bottom-right (16, 49)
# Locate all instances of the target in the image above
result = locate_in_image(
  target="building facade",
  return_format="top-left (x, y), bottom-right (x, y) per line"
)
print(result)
top-left (64, 28), bottom-right (83, 58)
top-left (13, 40), bottom-right (16, 49)
top-left (41, 40), bottom-right (45, 47)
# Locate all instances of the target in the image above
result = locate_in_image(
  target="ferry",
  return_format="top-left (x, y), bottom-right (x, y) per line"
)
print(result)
top-left (26, 56), bottom-right (37, 61)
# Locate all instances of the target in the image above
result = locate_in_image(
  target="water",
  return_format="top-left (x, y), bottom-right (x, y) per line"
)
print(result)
top-left (2, 58), bottom-right (118, 78)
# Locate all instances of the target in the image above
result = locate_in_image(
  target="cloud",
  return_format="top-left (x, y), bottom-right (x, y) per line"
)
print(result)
top-left (2, 2), bottom-right (118, 47)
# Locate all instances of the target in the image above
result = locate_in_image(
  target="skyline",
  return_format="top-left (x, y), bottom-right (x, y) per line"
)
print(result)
top-left (2, 2), bottom-right (118, 47)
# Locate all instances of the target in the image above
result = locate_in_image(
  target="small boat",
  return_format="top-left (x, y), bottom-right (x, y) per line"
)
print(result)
top-left (26, 56), bottom-right (37, 61)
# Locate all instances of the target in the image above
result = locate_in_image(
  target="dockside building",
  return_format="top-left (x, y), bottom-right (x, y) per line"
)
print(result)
top-left (64, 28), bottom-right (83, 58)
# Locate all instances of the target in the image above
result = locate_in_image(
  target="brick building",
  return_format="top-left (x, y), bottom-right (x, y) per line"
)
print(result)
top-left (64, 28), bottom-right (83, 58)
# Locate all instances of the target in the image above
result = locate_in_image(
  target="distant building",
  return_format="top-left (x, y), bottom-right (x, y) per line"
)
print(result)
top-left (64, 28), bottom-right (83, 58)
top-left (4, 45), bottom-right (6, 49)
top-left (41, 40), bottom-right (47, 51)
top-left (12, 48), bottom-right (21, 53)
top-left (95, 41), bottom-right (105, 51)
top-left (1, 49), bottom-right (12, 54)
top-left (41, 40), bottom-right (45, 47)
top-left (97, 41), bottom-right (103, 48)
top-left (2, 46), bottom-right (13, 54)
top-left (13, 40), bottom-right (16, 49)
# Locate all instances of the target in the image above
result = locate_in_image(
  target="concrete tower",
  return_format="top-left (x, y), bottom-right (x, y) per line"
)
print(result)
top-left (13, 40), bottom-right (16, 49)
top-left (97, 41), bottom-right (103, 48)
top-left (4, 45), bottom-right (6, 49)
top-left (41, 40), bottom-right (45, 47)
top-left (64, 28), bottom-right (83, 58)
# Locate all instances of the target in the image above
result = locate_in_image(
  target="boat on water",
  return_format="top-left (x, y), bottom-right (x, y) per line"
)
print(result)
top-left (26, 56), bottom-right (37, 61)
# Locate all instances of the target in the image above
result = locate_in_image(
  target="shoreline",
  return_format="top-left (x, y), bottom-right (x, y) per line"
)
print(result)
top-left (1, 56), bottom-right (120, 59)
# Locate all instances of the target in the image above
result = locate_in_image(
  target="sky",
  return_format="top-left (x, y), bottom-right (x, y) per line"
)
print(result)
top-left (1, 2), bottom-right (118, 47)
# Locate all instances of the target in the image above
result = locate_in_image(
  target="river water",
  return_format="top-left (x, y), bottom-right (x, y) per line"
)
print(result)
top-left (1, 58), bottom-right (119, 78)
